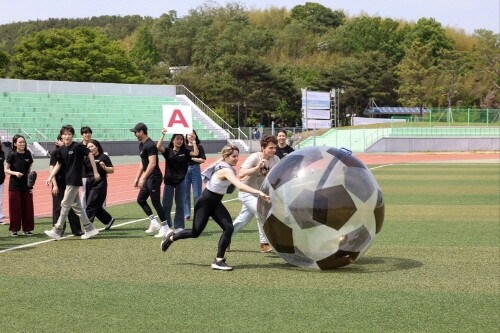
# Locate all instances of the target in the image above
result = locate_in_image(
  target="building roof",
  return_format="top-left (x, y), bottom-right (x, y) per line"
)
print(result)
top-left (364, 107), bottom-right (430, 115)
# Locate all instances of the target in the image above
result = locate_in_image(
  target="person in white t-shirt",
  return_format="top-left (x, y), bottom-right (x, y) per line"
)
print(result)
top-left (231, 135), bottom-right (280, 253)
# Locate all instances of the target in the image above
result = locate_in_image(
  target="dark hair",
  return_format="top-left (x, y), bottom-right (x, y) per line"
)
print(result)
top-left (168, 134), bottom-right (185, 149)
top-left (54, 134), bottom-right (62, 149)
top-left (12, 134), bottom-right (26, 150)
top-left (81, 126), bottom-right (93, 135)
top-left (60, 124), bottom-right (75, 136)
top-left (185, 130), bottom-right (201, 145)
top-left (88, 139), bottom-right (104, 155)
top-left (277, 129), bottom-right (287, 136)
top-left (260, 134), bottom-right (278, 149)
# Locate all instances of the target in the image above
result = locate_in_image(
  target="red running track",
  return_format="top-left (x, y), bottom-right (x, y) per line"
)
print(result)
top-left (1, 152), bottom-right (498, 219)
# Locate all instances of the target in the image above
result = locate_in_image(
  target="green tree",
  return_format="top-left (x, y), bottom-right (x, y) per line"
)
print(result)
top-left (129, 26), bottom-right (160, 74)
top-left (11, 27), bottom-right (142, 83)
top-left (436, 49), bottom-right (470, 108)
top-left (318, 51), bottom-right (398, 122)
top-left (403, 18), bottom-right (454, 60)
top-left (289, 2), bottom-right (345, 33)
top-left (325, 16), bottom-right (406, 61)
top-left (0, 49), bottom-right (9, 77)
top-left (470, 30), bottom-right (500, 107)
top-left (395, 41), bottom-right (439, 112)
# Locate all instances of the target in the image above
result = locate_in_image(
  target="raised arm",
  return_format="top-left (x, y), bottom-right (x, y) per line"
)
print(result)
top-left (156, 128), bottom-right (167, 153)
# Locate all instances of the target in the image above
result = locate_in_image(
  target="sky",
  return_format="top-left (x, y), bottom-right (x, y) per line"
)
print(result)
top-left (0, 0), bottom-right (498, 34)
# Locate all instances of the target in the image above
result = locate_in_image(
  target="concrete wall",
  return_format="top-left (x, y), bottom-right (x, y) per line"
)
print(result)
top-left (366, 137), bottom-right (500, 152)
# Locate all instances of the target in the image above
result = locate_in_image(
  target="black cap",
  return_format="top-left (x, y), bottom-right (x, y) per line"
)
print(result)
top-left (130, 122), bottom-right (147, 133)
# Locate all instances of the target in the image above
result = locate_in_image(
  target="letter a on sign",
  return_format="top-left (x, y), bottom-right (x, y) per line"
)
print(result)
top-left (163, 105), bottom-right (193, 134)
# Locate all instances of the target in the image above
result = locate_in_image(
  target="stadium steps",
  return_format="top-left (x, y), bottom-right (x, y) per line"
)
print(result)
top-left (0, 92), bottom-right (226, 143)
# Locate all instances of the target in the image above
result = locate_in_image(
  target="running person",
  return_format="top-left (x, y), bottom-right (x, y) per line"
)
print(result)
top-left (231, 135), bottom-right (280, 253)
top-left (160, 144), bottom-right (271, 271)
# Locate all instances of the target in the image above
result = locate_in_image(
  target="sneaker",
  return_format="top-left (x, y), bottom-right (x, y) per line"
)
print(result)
top-left (211, 258), bottom-right (233, 271)
top-left (145, 220), bottom-right (161, 234)
top-left (11, 231), bottom-right (18, 237)
top-left (175, 228), bottom-right (184, 233)
top-left (44, 229), bottom-right (61, 240)
top-left (160, 229), bottom-right (175, 252)
top-left (23, 231), bottom-right (33, 236)
top-left (154, 225), bottom-right (171, 238)
top-left (81, 228), bottom-right (99, 240)
top-left (104, 218), bottom-right (115, 230)
top-left (260, 243), bottom-right (273, 253)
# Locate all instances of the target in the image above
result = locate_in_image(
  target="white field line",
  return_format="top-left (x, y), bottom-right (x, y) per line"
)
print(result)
top-left (0, 198), bottom-right (240, 254)
top-left (1, 164), bottom-right (399, 254)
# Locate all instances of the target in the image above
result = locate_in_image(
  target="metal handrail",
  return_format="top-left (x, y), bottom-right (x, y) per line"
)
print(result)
top-left (176, 85), bottom-right (235, 139)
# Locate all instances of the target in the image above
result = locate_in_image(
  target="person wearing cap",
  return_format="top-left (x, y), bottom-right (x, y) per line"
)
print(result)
top-left (130, 123), bottom-right (168, 234)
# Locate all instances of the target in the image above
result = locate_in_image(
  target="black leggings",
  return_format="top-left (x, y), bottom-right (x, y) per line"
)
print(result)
top-left (137, 175), bottom-right (166, 222)
top-left (174, 189), bottom-right (233, 258)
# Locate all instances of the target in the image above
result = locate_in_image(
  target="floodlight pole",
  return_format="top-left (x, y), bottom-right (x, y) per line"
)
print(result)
top-left (331, 88), bottom-right (344, 128)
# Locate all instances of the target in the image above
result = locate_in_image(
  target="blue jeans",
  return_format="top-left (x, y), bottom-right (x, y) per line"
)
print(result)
top-left (162, 179), bottom-right (186, 229)
top-left (184, 164), bottom-right (202, 219)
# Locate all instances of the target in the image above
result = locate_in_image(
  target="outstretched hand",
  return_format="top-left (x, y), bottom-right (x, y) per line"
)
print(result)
top-left (258, 191), bottom-right (271, 203)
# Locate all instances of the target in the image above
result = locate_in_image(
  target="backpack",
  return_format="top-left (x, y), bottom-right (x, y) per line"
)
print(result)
top-left (201, 163), bottom-right (236, 194)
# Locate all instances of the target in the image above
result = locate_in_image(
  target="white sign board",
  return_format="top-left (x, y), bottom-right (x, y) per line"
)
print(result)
top-left (302, 118), bottom-right (332, 129)
top-left (303, 109), bottom-right (331, 119)
top-left (301, 89), bottom-right (331, 109)
top-left (162, 105), bottom-right (193, 134)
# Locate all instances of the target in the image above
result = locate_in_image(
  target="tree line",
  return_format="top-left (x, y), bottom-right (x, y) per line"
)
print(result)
top-left (0, 2), bottom-right (498, 127)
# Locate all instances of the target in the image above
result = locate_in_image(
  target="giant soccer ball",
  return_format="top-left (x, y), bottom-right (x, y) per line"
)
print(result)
top-left (257, 146), bottom-right (384, 269)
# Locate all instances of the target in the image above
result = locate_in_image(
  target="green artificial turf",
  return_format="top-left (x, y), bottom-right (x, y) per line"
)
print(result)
top-left (0, 163), bottom-right (498, 333)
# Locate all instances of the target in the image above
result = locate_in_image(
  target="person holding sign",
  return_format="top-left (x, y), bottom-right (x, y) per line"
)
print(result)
top-left (155, 128), bottom-right (198, 238)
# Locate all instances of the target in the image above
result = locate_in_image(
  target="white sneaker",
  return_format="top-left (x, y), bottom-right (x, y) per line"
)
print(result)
top-left (44, 229), bottom-right (61, 240)
top-left (176, 228), bottom-right (184, 232)
top-left (81, 228), bottom-right (99, 240)
top-left (154, 225), bottom-right (171, 238)
top-left (145, 221), bottom-right (161, 234)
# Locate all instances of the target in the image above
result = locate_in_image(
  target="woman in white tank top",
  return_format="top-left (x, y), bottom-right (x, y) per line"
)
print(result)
top-left (160, 144), bottom-right (270, 271)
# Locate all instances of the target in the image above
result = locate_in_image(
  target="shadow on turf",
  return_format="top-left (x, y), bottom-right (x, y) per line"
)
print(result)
top-left (176, 255), bottom-right (423, 272)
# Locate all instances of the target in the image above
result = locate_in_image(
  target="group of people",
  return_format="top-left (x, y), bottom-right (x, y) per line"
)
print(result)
top-left (155, 127), bottom-right (294, 271)
top-left (44, 124), bottom-right (115, 240)
top-left (2, 122), bottom-right (295, 271)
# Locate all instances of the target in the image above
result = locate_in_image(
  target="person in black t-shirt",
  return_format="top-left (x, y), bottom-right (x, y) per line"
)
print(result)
top-left (84, 139), bottom-right (115, 230)
top-left (44, 125), bottom-right (100, 240)
top-left (5, 134), bottom-right (34, 236)
top-left (155, 128), bottom-right (198, 238)
top-left (276, 129), bottom-right (294, 159)
top-left (130, 122), bottom-right (167, 234)
top-left (49, 135), bottom-right (82, 236)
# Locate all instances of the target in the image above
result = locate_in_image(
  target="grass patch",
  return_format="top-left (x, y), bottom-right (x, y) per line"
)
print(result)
top-left (0, 163), bottom-right (498, 332)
